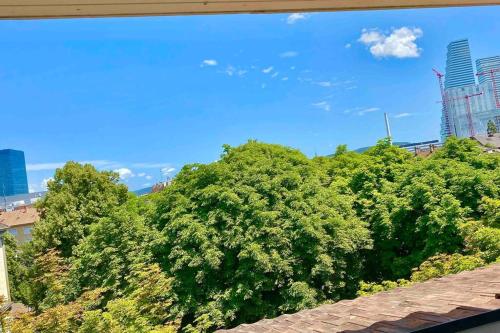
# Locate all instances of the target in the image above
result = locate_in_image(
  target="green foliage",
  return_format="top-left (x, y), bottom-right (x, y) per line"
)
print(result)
top-left (357, 253), bottom-right (487, 296)
top-left (32, 162), bottom-right (128, 258)
top-left (4, 233), bottom-right (28, 302)
top-left (333, 144), bottom-right (348, 157)
top-left (465, 227), bottom-right (500, 263)
top-left (480, 197), bottom-right (500, 228)
top-left (153, 141), bottom-right (372, 330)
top-left (27, 249), bottom-right (71, 311)
top-left (357, 279), bottom-right (411, 296)
top-left (343, 137), bottom-right (499, 278)
top-left (69, 205), bottom-right (160, 299)
top-left (432, 136), bottom-right (483, 163)
top-left (11, 289), bottom-right (104, 333)
top-left (78, 264), bottom-right (179, 333)
top-left (410, 254), bottom-right (485, 282)
top-left (487, 120), bottom-right (498, 136)
top-left (8, 138), bottom-right (500, 332)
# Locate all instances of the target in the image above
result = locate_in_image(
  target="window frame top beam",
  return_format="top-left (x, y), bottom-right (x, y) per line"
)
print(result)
top-left (0, 0), bottom-right (499, 20)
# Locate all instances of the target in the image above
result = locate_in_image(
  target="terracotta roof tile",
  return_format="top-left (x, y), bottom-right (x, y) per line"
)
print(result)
top-left (0, 207), bottom-right (39, 227)
top-left (217, 264), bottom-right (500, 333)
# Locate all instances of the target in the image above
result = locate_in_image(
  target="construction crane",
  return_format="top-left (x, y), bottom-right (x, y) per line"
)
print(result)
top-left (432, 68), bottom-right (453, 137)
top-left (444, 92), bottom-right (483, 137)
top-left (476, 68), bottom-right (500, 109)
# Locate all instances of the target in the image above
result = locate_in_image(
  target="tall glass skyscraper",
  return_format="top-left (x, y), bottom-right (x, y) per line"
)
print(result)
top-left (441, 39), bottom-right (500, 140)
top-left (476, 56), bottom-right (500, 110)
top-left (0, 149), bottom-right (29, 197)
top-left (444, 39), bottom-right (476, 89)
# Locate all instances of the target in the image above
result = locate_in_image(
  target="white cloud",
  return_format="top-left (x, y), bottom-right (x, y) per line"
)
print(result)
top-left (27, 160), bottom-right (117, 171)
top-left (201, 59), bottom-right (218, 67)
top-left (280, 51), bottom-right (299, 58)
top-left (222, 65), bottom-right (247, 77)
top-left (271, 72), bottom-right (279, 79)
top-left (41, 177), bottom-right (53, 191)
top-left (315, 81), bottom-right (332, 87)
top-left (262, 66), bottom-right (274, 74)
top-left (358, 27), bottom-right (423, 58)
top-left (344, 107), bottom-right (381, 116)
top-left (290, 66), bottom-right (296, 70)
top-left (345, 43), bottom-right (352, 49)
top-left (312, 101), bottom-right (331, 112)
top-left (114, 168), bottom-right (134, 179)
top-left (282, 77), bottom-right (289, 81)
top-left (358, 107), bottom-right (380, 116)
top-left (394, 112), bottom-right (412, 118)
top-left (225, 65), bottom-right (236, 76)
top-left (137, 172), bottom-right (154, 180)
top-left (261, 83), bottom-right (267, 89)
top-left (161, 167), bottom-right (176, 176)
top-left (287, 13), bottom-right (308, 24)
top-left (26, 162), bottom-right (65, 171)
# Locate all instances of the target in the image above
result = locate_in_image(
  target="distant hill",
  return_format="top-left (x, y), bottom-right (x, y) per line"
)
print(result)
top-left (132, 186), bottom-right (153, 196)
top-left (353, 142), bottom-right (411, 153)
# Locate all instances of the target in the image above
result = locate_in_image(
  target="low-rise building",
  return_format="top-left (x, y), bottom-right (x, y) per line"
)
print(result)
top-left (0, 206), bottom-right (39, 244)
top-left (1, 191), bottom-right (45, 212)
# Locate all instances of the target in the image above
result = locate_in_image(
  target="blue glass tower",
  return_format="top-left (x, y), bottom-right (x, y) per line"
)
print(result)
top-left (0, 149), bottom-right (29, 196)
top-left (441, 39), bottom-right (500, 139)
top-left (444, 39), bottom-right (476, 89)
top-left (476, 56), bottom-right (500, 109)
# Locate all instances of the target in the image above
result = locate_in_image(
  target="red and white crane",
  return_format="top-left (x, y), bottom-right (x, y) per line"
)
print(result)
top-left (433, 68), bottom-right (453, 137)
top-left (444, 92), bottom-right (483, 137)
top-left (476, 68), bottom-right (500, 109)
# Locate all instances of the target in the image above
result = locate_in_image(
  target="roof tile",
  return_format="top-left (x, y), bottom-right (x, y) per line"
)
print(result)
top-left (217, 264), bottom-right (500, 333)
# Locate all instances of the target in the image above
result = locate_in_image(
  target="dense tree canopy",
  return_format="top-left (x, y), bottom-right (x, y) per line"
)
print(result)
top-left (32, 162), bottom-right (129, 258)
top-left (152, 141), bottom-right (372, 330)
top-left (4, 137), bottom-right (500, 332)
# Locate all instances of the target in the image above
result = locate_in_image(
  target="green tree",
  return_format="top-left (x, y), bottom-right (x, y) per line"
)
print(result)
top-left (357, 253), bottom-right (485, 297)
top-left (318, 137), bottom-right (500, 280)
top-left (487, 120), bottom-right (497, 136)
top-left (432, 136), bottom-right (483, 163)
top-left (333, 144), bottom-right (348, 157)
top-left (480, 197), bottom-right (500, 228)
top-left (28, 249), bottom-right (71, 311)
top-left (68, 204), bottom-right (160, 299)
top-left (32, 162), bottom-right (128, 258)
top-left (11, 289), bottom-right (104, 333)
top-left (3, 232), bottom-right (31, 302)
top-left (9, 138), bottom-right (500, 332)
top-left (78, 264), bottom-right (178, 333)
top-left (410, 253), bottom-right (485, 282)
top-left (152, 141), bottom-right (372, 331)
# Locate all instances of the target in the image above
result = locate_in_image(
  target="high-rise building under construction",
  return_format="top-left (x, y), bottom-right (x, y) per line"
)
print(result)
top-left (440, 39), bottom-right (500, 141)
top-left (476, 56), bottom-right (500, 113)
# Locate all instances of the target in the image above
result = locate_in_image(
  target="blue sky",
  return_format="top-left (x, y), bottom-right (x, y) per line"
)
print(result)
top-left (1, 6), bottom-right (499, 191)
